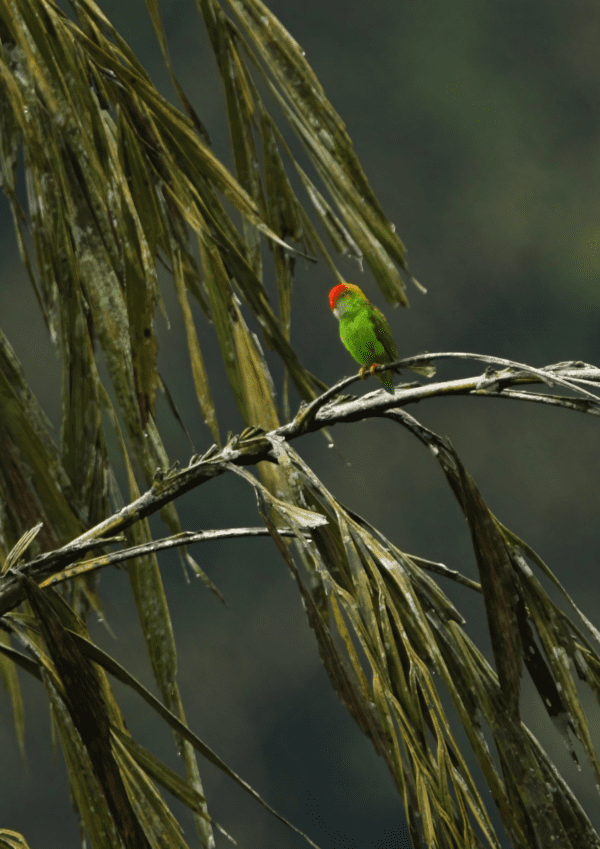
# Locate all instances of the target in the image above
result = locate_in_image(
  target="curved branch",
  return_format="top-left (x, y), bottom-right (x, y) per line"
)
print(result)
top-left (1, 355), bottom-right (598, 615)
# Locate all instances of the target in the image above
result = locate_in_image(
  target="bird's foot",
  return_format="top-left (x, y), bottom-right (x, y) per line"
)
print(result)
top-left (359, 364), bottom-right (383, 380)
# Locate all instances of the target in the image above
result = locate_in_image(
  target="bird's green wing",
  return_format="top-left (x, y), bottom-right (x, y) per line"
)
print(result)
top-left (369, 305), bottom-right (398, 364)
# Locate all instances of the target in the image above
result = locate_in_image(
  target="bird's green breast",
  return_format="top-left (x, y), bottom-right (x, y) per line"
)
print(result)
top-left (339, 309), bottom-right (388, 367)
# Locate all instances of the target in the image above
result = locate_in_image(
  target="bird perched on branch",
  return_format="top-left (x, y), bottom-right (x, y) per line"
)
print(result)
top-left (328, 282), bottom-right (432, 394)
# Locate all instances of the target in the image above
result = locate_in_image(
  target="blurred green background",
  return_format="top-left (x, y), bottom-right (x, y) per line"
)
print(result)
top-left (1, 0), bottom-right (600, 846)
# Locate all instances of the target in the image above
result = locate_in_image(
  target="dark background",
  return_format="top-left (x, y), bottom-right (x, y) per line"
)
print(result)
top-left (1, 0), bottom-right (600, 846)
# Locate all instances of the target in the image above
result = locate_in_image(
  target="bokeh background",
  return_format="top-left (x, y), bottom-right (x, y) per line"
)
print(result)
top-left (2, 0), bottom-right (600, 846)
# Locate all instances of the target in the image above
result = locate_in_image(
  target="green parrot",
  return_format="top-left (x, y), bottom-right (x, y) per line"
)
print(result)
top-left (328, 282), bottom-right (432, 394)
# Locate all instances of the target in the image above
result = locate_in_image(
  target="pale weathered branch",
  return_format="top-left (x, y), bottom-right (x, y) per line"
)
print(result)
top-left (1, 355), bottom-right (597, 617)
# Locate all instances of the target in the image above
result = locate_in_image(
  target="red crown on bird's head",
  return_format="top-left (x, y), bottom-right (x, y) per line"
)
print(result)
top-left (328, 282), bottom-right (364, 310)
